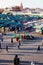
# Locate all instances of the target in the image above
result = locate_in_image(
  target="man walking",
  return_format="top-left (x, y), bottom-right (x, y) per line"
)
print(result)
top-left (37, 45), bottom-right (40, 51)
top-left (6, 46), bottom-right (8, 52)
top-left (14, 55), bottom-right (20, 65)
top-left (18, 40), bottom-right (21, 49)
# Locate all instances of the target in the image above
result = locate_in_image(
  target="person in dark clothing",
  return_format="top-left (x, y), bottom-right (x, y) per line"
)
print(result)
top-left (18, 45), bottom-right (19, 49)
top-left (18, 40), bottom-right (21, 49)
top-left (1, 37), bottom-right (3, 42)
top-left (0, 43), bottom-right (1, 49)
top-left (42, 42), bottom-right (43, 46)
top-left (11, 38), bottom-right (13, 43)
top-left (14, 55), bottom-right (20, 65)
top-left (37, 45), bottom-right (40, 51)
top-left (6, 46), bottom-right (8, 52)
top-left (19, 41), bottom-right (21, 46)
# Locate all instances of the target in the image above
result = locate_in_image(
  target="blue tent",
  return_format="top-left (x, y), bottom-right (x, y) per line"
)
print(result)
top-left (0, 20), bottom-right (9, 23)
top-left (0, 24), bottom-right (6, 27)
top-left (8, 21), bottom-right (18, 28)
top-left (0, 19), bottom-right (11, 27)
top-left (16, 21), bottom-right (22, 26)
top-left (0, 14), bottom-right (7, 19)
top-left (0, 14), bottom-right (23, 28)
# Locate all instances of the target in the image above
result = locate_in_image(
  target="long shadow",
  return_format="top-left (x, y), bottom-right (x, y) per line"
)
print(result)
top-left (2, 47), bottom-right (37, 50)
top-left (41, 48), bottom-right (43, 50)
top-left (20, 61), bottom-right (43, 65)
top-left (19, 47), bottom-right (43, 50)
top-left (37, 63), bottom-right (43, 65)
top-left (0, 60), bottom-right (43, 65)
top-left (1, 47), bottom-right (37, 50)
top-left (20, 61), bottom-right (30, 65)
top-left (35, 61), bottom-right (43, 65)
top-left (0, 54), bottom-right (24, 56)
top-left (0, 59), bottom-right (13, 63)
top-left (1, 46), bottom-right (17, 49)
top-left (0, 64), bottom-right (9, 65)
top-left (19, 48), bottom-right (37, 50)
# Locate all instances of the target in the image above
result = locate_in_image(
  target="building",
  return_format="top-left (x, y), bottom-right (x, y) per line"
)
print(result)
top-left (2, 7), bottom-right (12, 14)
top-left (12, 3), bottom-right (23, 11)
top-left (19, 3), bottom-right (23, 10)
top-left (0, 8), bottom-right (4, 13)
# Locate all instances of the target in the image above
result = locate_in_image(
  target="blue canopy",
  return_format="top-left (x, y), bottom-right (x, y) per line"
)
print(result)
top-left (0, 20), bottom-right (10, 23)
top-left (0, 14), bottom-right (7, 19)
top-left (16, 21), bottom-right (23, 27)
top-left (0, 24), bottom-right (6, 27)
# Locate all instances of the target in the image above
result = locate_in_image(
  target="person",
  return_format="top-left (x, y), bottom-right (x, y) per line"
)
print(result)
top-left (14, 55), bottom-right (20, 65)
top-left (42, 42), bottom-right (43, 46)
top-left (0, 42), bottom-right (1, 49)
top-left (37, 45), bottom-right (40, 51)
top-left (31, 61), bottom-right (35, 65)
top-left (6, 46), bottom-right (8, 52)
top-left (18, 40), bottom-right (21, 49)
top-left (18, 45), bottom-right (19, 49)
top-left (1, 37), bottom-right (3, 42)
top-left (16, 37), bottom-right (19, 42)
top-left (11, 38), bottom-right (13, 43)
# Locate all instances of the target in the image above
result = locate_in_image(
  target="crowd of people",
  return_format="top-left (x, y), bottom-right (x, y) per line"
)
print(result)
top-left (0, 33), bottom-right (43, 65)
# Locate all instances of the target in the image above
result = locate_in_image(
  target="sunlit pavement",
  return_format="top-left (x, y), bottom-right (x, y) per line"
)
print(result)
top-left (0, 31), bottom-right (43, 65)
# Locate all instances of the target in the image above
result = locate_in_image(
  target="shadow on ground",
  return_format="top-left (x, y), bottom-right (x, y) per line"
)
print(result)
top-left (0, 59), bottom-right (43, 65)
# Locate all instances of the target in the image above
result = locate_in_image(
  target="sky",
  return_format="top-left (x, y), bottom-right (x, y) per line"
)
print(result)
top-left (0, 0), bottom-right (43, 8)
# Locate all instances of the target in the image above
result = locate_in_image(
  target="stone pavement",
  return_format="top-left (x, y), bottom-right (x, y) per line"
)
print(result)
top-left (0, 41), bottom-right (43, 65)
top-left (0, 32), bottom-right (43, 65)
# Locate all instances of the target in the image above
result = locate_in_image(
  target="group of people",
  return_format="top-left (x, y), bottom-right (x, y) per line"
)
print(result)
top-left (0, 36), bottom-right (42, 65)
top-left (5, 40), bottom-right (21, 52)
top-left (0, 39), bottom-right (41, 52)
top-left (0, 38), bottom-right (21, 52)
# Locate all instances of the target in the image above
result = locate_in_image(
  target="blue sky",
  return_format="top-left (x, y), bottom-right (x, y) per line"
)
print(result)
top-left (0, 0), bottom-right (43, 8)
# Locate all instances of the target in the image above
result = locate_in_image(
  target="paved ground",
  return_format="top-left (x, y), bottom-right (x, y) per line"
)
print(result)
top-left (0, 31), bottom-right (43, 65)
